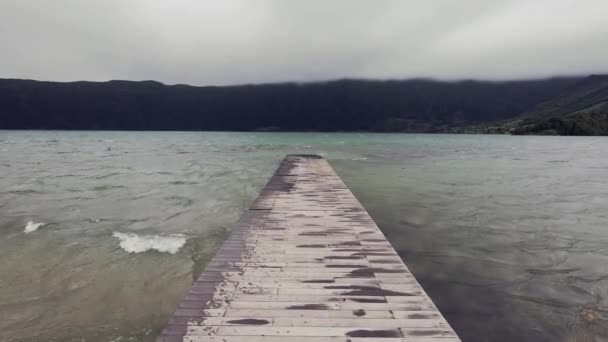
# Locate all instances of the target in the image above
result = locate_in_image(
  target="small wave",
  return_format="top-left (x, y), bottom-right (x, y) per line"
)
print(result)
top-left (24, 221), bottom-right (45, 233)
top-left (526, 267), bottom-right (580, 275)
top-left (10, 189), bottom-right (42, 194)
top-left (352, 157), bottom-right (368, 161)
top-left (92, 185), bottom-right (125, 191)
top-left (112, 232), bottom-right (187, 254)
top-left (93, 172), bottom-right (122, 180)
top-left (169, 180), bottom-right (198, 185)
top-left (164, 196), bottom-right (194, 207)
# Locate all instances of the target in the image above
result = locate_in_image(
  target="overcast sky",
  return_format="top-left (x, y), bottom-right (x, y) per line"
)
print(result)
top-left (1, 0), bottom-right (607, 86)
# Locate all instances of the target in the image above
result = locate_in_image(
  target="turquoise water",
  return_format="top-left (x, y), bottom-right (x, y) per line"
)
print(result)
top-left (0, 131), bottom-right (607, 341)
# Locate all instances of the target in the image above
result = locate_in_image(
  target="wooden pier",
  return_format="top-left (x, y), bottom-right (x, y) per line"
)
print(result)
top-left (157, 155), bottom-right (460, 342)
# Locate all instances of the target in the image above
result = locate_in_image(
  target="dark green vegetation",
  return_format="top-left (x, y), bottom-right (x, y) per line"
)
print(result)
top-left (458, 75), bottom-right (608, 135)
top-left (1, 76), bottom-right (606, 134)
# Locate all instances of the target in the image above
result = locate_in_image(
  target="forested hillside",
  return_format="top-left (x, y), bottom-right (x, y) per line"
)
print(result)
top-left (0, 77), bottom-right (579, 132)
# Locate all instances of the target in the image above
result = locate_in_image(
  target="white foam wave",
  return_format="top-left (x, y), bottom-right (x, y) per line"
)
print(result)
top-left (112, 232), bottom-right (187, 254)
top-left (352, 157), bottom-right (368, 161)
top-left (24, 221), bottom-right (45, 233)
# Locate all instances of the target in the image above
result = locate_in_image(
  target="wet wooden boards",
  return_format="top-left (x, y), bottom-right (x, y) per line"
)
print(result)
top-left (157, 155), bottom-right (461, 342)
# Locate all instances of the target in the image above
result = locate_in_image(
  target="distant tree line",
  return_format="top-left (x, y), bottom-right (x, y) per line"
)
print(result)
top-left (0, 77), bottom-right (579, 132)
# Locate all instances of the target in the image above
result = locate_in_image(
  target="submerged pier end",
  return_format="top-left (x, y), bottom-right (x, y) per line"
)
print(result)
top-left (157, 155), bottom-right (460, 341)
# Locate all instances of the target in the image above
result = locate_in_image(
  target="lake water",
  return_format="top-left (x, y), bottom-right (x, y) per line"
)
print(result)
top-left (1, 131), bottom-right (607, 342)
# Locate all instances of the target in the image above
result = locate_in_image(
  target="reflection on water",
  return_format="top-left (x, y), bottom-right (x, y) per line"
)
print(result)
top-left (0, 131), bottom-right (607, 341)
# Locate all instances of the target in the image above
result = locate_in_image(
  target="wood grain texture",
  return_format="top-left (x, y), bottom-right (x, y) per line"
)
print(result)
top-left (157, 155), bottom-right (460, 341)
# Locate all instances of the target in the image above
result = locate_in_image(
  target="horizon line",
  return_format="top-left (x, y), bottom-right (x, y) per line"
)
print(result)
top-left (2, 72), bottom-right (607, 88)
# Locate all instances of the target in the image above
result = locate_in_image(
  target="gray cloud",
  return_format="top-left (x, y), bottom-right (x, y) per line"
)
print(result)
top-left (1, 0), bottom-right (607, 85)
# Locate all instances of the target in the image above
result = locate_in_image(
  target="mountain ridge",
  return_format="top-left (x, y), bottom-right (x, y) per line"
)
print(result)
top-left (1, 76), bottom-right (603, 133)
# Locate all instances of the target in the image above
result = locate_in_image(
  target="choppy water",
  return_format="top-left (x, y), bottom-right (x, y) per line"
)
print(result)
top-left (0, 131), bottom-right (607, 342)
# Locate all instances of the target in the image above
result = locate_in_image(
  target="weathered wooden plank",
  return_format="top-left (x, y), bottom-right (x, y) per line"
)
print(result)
top-left (178, 326), bottom-right (455, 337)
top-left (163, 338), bottom-right (460, 342)
top-left (271, 317), bottom-right (449, 328)
top-left (157, 155), bottom-right (460, 341)
top-left (166, 317), bottom-right (446, 328)
top-left (224, 308), bottom-right (396, 318)
top-left (180, 338), bottom-right (459, 342)
top-left (227, 301), bottom-right (436, 311)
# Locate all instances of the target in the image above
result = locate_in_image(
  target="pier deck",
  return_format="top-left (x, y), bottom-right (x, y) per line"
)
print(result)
top-left (157, 155), bottom-right (460, 342)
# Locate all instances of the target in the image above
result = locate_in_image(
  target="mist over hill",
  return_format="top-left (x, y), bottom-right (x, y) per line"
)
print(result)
top-left (0, 76), bottom-right (595, 133)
